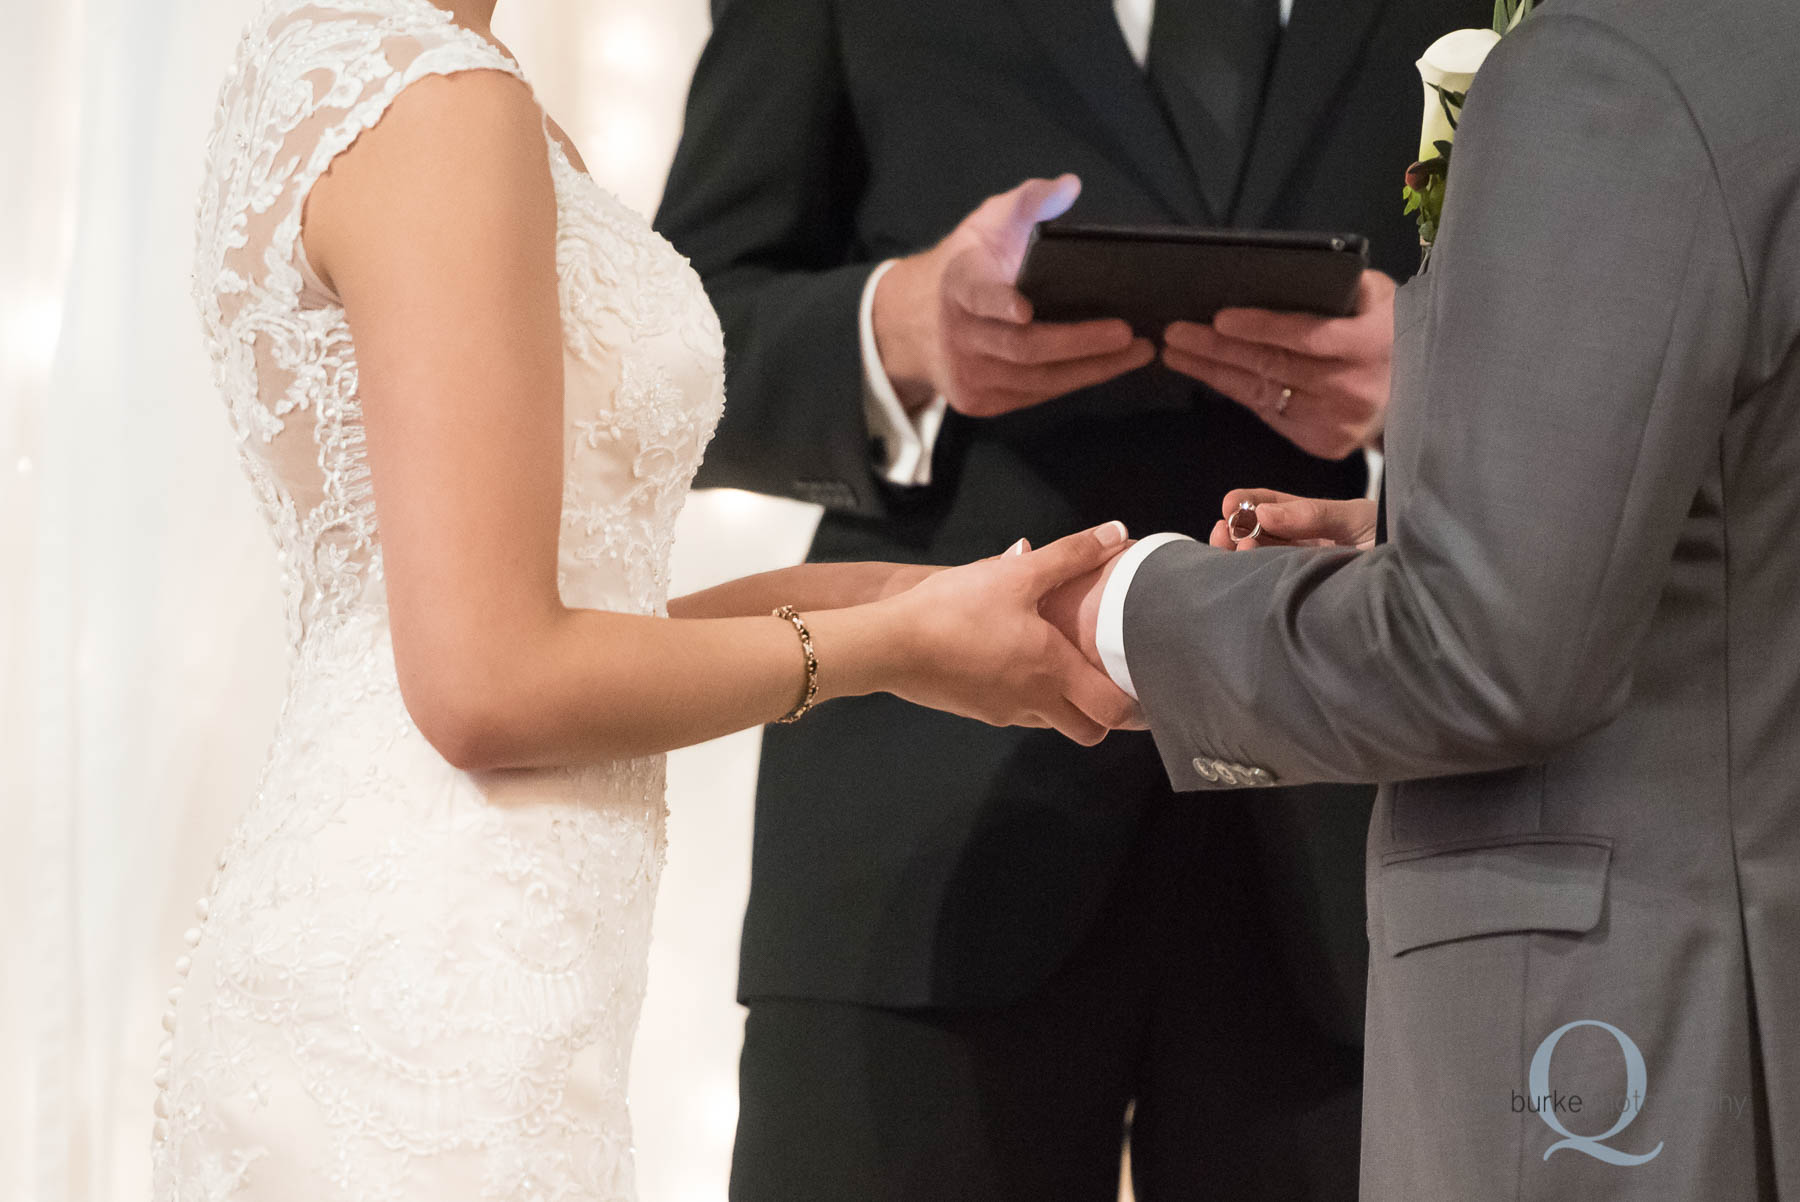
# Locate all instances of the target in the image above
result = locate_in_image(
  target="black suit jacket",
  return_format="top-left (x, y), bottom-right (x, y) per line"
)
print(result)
top-left (656, 0), bottom-right (1489, 1010)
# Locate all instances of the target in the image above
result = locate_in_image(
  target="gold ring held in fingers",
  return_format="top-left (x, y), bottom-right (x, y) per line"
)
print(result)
top-left (1226, 500), bottom-right (1262, 544)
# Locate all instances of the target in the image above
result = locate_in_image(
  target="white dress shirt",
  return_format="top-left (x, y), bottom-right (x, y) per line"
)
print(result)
top-left (860, 258), bottom-right (948, 485)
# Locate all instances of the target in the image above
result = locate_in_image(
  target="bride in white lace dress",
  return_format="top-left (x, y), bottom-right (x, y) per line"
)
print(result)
top-left (155, 1), bottom-right (1137, 1198)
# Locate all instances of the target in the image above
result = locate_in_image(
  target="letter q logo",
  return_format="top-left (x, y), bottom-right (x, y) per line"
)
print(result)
top-left (1529, 1020), bottom-right (1664, 1166)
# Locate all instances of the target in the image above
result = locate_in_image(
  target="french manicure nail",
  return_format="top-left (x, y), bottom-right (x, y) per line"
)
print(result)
top-left (1097, 521), bottom-right (1128, 547)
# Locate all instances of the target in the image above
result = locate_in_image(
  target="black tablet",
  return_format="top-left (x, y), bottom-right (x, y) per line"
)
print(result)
top-left (1015, 222), bottom-right (1369, 336)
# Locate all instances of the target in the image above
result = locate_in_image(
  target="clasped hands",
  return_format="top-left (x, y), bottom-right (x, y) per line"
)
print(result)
top-left (884, 487), bottom-right (1376, 748)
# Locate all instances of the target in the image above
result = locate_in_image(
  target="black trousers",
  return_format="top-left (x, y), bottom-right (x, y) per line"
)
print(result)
top-left (729, 789), bottom-right (1369, 1201)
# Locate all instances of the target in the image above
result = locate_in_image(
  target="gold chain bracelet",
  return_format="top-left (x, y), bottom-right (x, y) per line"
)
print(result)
top-left (771, 606), bottom-right (818, 724)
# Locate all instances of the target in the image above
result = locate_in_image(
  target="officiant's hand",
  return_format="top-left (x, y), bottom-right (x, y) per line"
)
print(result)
top-left (872, 175), bottom-right (1156, 417)
top-left (1162, 270), bottom-right (1395, 460)
top-left (1209, 489), bottom-right (1378, 551)
top-left (878, 523), bottom-right (1142, 744)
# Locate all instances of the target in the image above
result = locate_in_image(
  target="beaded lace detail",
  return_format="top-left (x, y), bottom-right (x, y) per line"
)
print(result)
top-left (154, 0), bottom-right (724, 1197)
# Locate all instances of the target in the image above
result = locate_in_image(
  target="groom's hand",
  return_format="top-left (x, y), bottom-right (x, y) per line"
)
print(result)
top-left (1037, 551), bottom-right (1129, 675)
top-left (1162, 269), bottom-right (1396, 460)
top-left (872, 175), bottom-right (1156, 417)
top-left (1209, 489), bottom-right (1379, 551)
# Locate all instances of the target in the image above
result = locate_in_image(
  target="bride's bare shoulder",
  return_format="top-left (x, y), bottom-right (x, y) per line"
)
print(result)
top-left (302, 66), bottom-right (550, 295)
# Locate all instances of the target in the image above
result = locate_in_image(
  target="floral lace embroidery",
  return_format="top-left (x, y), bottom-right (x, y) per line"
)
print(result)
top-left (155, 0), bottom-right (725, 1197)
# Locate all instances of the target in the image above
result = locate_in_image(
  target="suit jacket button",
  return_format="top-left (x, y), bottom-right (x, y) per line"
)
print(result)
top-left (1192, 757), bottom-right (1219, 782)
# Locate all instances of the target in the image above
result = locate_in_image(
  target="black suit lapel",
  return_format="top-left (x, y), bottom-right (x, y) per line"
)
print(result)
top-left (1233, 0), bottom-right (1390, 227)
top-left (999, 0), bottom-right (1212, 224)
top-left (1146, 0), bottom-right (1282, 224)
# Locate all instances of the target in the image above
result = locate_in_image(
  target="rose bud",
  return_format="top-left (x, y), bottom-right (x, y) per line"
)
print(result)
top-left (1405, 161), bottom-right (1431, 190)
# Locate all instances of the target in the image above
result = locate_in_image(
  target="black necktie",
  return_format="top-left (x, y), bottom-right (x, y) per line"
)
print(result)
top-left (1144, 0), bottom-right (1283, 222)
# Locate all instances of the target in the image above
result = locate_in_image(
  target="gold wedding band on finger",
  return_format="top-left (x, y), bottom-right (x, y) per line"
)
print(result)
top-left (1226, 500), bottom-right (1261, 544)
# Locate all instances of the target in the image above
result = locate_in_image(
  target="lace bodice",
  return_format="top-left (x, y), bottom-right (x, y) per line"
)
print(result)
top-left (154, 2), bottom-right (724, 1198)
top-left (194, 0), bottom-right (723, 641)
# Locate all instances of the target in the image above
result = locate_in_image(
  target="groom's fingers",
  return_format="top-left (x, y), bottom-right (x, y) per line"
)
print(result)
top-left (1254, 498), bottom-right (1340, 541)
top-left (1257, 498), bottom-right (1379, 547)
top-left (1216, 489), bottom-right (1304, 550)
top-left (1042, 697), bottom-right (1110, 746)
top-left (1055, 651), bottom-right (1140, 732)
top-left (1220, 487), bottom-right (1302, 515)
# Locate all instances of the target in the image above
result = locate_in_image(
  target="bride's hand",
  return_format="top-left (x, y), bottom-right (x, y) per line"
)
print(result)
top-left (870, 539), bottom-right (1072, 602)
top-left (872, 523), bottom-right (1140, 745)
top-left (1209, 489), bottom-right (1378, 551)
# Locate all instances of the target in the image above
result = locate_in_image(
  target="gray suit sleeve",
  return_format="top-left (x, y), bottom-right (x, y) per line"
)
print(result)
top-left (1122, 14), bottom-right (1750, 791)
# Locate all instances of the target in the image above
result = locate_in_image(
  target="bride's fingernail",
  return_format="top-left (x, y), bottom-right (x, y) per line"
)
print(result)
top-left (1006, 538), bottom-right (1029, 556)
top-left (1097, 521), bottom-right (1128, 547)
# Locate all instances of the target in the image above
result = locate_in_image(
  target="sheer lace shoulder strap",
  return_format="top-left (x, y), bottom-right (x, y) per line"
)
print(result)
top-left (198, 0), bottom-right (530, 310)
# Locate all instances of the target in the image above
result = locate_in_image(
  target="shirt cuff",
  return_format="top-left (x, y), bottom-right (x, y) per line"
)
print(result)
top-left (860, 259), bottom-right (948, 488)
top-left (1095, 532), bottom-right (1194, 700)
top-left (1364, 446), bottom-right (1385, 501)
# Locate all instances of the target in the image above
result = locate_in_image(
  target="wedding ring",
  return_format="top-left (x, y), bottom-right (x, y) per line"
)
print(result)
top-left (1226, 500), bottom-right (1261, 543)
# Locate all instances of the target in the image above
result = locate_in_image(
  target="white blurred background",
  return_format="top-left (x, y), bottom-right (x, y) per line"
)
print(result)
top-left (1, 2), bottom-right (821, 1199)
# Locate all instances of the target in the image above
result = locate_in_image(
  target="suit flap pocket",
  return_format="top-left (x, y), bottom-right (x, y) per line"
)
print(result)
top-left (1378, 836), bottom-right (1611, 956)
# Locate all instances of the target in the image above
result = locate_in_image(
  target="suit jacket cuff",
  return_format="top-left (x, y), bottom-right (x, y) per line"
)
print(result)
top-left (1096, 533), bottom-right (1193, 699)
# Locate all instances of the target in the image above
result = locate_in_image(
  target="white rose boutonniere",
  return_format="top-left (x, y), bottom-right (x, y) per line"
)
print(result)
top-left (1403, 0), bottom-right (1535, 250)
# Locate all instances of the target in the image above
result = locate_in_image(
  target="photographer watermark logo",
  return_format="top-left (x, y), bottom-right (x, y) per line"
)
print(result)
top-left (1514, 1020), bottom-right (1664, 1166)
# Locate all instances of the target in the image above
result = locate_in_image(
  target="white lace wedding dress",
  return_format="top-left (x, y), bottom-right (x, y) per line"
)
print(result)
top-left (153, 2), bottom-right (725, 1197)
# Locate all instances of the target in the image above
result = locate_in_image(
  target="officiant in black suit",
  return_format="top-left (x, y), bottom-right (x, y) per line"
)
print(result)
top-left (656, 0), bottom-right (1488, 1197)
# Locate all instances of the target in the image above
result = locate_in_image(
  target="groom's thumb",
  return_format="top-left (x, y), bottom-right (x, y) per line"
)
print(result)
top-left (1024, 521), bottom-right (1129, 589)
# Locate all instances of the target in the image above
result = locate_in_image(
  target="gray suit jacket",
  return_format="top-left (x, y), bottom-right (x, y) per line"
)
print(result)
top-left (1122, 1), bottom-right (1800, 1197)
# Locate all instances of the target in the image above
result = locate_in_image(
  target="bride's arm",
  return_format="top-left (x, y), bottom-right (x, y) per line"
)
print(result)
top-left (303, 70), bottom-right (1131, 770)
top-left (667, 561), bottom-right (938, 620)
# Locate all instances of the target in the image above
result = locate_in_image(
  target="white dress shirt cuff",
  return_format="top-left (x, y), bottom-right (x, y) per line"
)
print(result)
top-left (860, 259), bottom-right (948, 488)
top-left (1364, 446), bottom-right (1385, 501)
top-left (1095, 532), bottom-right (1194, 700)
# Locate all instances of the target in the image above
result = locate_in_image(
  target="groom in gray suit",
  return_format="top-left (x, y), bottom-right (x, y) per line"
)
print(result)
top-left (1054, 0), bottom-right (1800, 1196)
